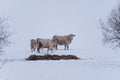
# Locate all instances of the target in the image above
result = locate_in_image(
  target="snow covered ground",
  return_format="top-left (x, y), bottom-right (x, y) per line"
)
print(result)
top-left (0, 0), bottom-right (120, 80)
top-left (0, 47), bottom-right (120, 80)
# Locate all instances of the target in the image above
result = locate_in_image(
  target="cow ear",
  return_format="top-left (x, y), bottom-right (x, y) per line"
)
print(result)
top-left (73, 34), bottom-right (75, 37)
top-left (71, 34), bottom-right (75, 37)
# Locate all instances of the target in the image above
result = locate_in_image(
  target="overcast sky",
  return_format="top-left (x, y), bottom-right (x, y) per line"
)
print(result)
top-left (0, 0), bottom-right (117, 52)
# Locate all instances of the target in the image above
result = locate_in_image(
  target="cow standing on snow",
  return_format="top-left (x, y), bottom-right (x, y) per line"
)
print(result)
top-left (52, 34), bottom-right (75, 50)
top-left (30, 39), bottom-right (37, 52)
top-left (37, 38), bottom-right (56, 53)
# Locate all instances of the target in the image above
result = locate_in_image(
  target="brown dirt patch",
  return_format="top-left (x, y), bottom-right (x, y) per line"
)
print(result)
top-left (26, 54), bottom-right (80, 60)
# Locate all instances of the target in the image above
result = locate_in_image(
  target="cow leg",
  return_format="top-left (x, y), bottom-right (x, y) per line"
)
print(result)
top-left (31, 48), bottom-right (33, 52)
top-left (50, 48), bottom-right (53, 53)
top-left (51, 49), bottom-right (53, 53)
top-left (67, 45), bottom-right (69, 50)
top-left (31, 48), bottom-right (34, 52)
top-left (55, 45), bottom-right (58, 50)
top-left (64, 45), bottom-right (67, 50)
top-left (33, 48), bottom-right (36, 52)
top-left (37, 42), bottom-right (43, 53)
top-left (47, 48), bottom-right (49, 53)
top-left (37, 47), bottom-right (40, 53)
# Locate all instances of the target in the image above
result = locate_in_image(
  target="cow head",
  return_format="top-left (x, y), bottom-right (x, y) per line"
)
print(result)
top-left (70, 34), bottom-right (75, 37)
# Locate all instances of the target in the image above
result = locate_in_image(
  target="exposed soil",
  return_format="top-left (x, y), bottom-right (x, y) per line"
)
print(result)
top-left (26, 54), bottom-right (80, 60)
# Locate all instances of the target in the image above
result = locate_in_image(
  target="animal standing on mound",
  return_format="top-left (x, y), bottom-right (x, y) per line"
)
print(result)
top-left (52, 34), bottom-right (75, 50)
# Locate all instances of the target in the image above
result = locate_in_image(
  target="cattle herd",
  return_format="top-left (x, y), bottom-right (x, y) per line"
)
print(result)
top-left (30, 34), bottom-right (75, 53)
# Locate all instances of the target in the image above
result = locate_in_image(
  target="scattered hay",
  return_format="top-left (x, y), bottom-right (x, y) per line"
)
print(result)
top-left (26, 54), bottom-right (80, 60)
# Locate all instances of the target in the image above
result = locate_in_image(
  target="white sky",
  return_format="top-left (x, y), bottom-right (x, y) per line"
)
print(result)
top-left (0, 0), bottom-right (117, 52)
